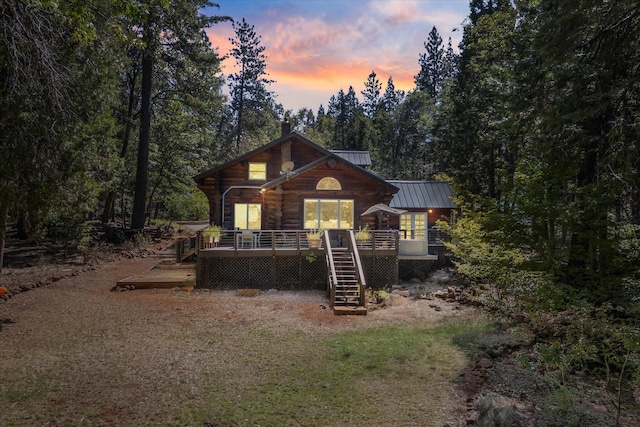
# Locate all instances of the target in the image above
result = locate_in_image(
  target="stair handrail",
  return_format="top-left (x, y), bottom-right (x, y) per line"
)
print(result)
top-left (323, 229), bottom-right (338, 304)
top-left (348, 229), bottom-right (367, 306)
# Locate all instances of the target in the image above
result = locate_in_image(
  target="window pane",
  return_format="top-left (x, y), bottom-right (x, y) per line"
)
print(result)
top-left (235, 203), bottom-right (248, 229)
top-left (305, 199), bottom-right (353, 229)
top-left (339, 200), bottom-right (353, 229)
top-left (320, 200), bottom-right (338, 229)
top-left (248, 163), bottom-right (266, 180)
top-left (400, 214), bottom-right (411, 238)
top-left (414, 214), bottom-right (426, 239)
top-left (304, 200), bottom-right (319, 229)
top-left (248, 204), bottom-right (261, 229)
top-left (316, 177), bottom-right (341, 190)
top-left (234, 203), bottom-right (261, 229)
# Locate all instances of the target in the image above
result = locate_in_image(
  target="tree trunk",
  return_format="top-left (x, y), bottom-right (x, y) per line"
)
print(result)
top-left (0, 198), bottom-right (8, 274)
top-left (131, 49), bottom-right (153, 230)
top-left (101, 70), bottom-right (138, 224)
top-left (101, 192), bottom-right (116, 225)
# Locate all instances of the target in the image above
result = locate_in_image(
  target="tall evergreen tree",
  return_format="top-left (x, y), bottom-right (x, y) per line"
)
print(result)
top-left (0, 0), bottom-right (126, 268)
top-left (130, 0), bottom-right (227, 229)
top-left (302, 104), bottom-right (334, 146)
top-left (381, 77), bottom-right (405, 112)
top-left (227, 18), bottom-right (277, 154)
top-left (442, 37), bottom-right (458, 80)
top-left (361, 71), bottom-right (382, 118)
top-left (415, 26), bottom-right (445, 97)
top-left (445, 0), bottom-right (516, 199)
top-left (327, 86), bottom-right (365, 150)
top-left (525, 0), bottom-right (640, 298)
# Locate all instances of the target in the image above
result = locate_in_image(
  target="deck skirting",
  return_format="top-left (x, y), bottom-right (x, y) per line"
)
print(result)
top-left (196, 249), bottom-right (400, 290)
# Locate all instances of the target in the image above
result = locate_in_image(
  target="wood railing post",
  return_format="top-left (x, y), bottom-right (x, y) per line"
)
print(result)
top-left (324, 230), bottom-right (338, 305)
top-left (348, 230), bottom-right (367, 307)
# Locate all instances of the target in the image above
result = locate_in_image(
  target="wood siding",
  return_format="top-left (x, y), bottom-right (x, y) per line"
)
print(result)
top-left (197, 135), bottom-right (395, 230)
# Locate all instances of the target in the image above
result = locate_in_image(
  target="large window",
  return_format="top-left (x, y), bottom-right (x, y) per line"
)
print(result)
top-left (248, 162), bottom-right (267, 180)
top-left (234, 203), bottom-right (261, 229)
top-left (304, 199), bottom-right (353, 229)
top-left (400, 213), bottom-right (427, 239)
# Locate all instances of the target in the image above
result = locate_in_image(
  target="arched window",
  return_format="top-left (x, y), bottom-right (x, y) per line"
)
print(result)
top-left (316, 177), bottom-right (341, 190)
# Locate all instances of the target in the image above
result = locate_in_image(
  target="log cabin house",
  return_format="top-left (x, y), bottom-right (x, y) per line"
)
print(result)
top-left (192, 126), bottom-right (458, 314)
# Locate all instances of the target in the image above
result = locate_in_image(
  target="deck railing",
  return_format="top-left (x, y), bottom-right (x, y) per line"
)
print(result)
top-left (175, 235), bottom-right (197, 262)
top-left (196, 229), bottom-right (400, 253)
top-left (399, 227), bottom-right (449, 245)
top-left (347, 229), bottom-right (368, 307)
top-left (198, 229), bottom-right (310, 251)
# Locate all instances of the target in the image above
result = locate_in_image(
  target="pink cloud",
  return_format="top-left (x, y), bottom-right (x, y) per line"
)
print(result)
top-left (204, 0), bottom-right (467, 110)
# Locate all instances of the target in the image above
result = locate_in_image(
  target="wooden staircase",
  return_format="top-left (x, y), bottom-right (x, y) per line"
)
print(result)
top-left (325, 231), bottom-right (367, 315)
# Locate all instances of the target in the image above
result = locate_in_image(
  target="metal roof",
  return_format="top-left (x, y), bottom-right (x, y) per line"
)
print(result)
top-left (388, 181), bottom-right (459, 209)
top-left (330, 150), bottom-right (371, 166)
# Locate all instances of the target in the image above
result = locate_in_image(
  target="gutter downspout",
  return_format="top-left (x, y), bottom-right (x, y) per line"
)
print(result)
top-left (221, 186), bottom-right (263, 225)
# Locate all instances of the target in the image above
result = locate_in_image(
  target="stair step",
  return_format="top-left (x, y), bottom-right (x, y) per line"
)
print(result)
top-left (334, 306), bottom-right (367, 315)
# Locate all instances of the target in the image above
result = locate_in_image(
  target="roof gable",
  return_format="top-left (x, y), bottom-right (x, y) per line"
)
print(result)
top-left (194, 132), bottom-right (334, 183)
top-left (194, 133), bottom-right (392, 193)
top-left (388, 181), bottom-right (459, 209)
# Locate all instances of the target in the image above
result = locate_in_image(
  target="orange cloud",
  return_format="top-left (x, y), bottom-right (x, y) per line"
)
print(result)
top-left (204, 1), bottom-right (465, 110)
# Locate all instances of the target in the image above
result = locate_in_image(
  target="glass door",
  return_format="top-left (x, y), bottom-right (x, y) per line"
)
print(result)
top-left (234, 203), bottom-right (262, 229)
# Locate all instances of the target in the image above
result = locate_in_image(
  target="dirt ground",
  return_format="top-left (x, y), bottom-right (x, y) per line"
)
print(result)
top-left (1, 233), bottom-right (637, 426)
top-left (0, 236), bottom-right (484, 426)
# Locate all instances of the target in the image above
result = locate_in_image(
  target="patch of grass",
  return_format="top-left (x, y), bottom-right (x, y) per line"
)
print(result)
top-left (190, 319), bottom-right (487, 426)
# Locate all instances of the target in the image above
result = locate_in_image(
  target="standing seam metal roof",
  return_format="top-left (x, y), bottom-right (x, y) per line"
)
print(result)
top-left (388, 181), bottom-right (459, 209)
top-left (330, 150), bottom-right (371, 166)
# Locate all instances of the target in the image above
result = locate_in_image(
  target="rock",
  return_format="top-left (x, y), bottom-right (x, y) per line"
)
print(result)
top-left (478, 359), bottom-right (493, 369)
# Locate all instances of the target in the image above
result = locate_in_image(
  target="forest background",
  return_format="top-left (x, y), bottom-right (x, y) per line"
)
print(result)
top-left (1, 0), bottom-right (640, 421)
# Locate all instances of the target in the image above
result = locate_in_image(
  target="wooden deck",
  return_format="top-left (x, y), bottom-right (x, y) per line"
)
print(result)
top-left (195, 229), bottom-right (400, 256)
top-left (116, 261), bottom-right (196, 290)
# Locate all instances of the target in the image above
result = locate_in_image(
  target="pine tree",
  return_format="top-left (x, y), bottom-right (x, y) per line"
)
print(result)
top-left (442, 37), bottom-right (458, 80)
top-left (415, 26), bottom-right (445, 97)
top-left (227, 18), bottom-right (276, 154)
top-left (361, 71), bottom-right (382, 118)
top-left (130, 0), bottom-right (228, 229)
top-left (381, 77), bottom-right (404, 112)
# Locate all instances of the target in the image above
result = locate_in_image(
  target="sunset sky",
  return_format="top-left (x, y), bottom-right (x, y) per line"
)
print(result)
top-left (204, 1), bottom-right (470, 112)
